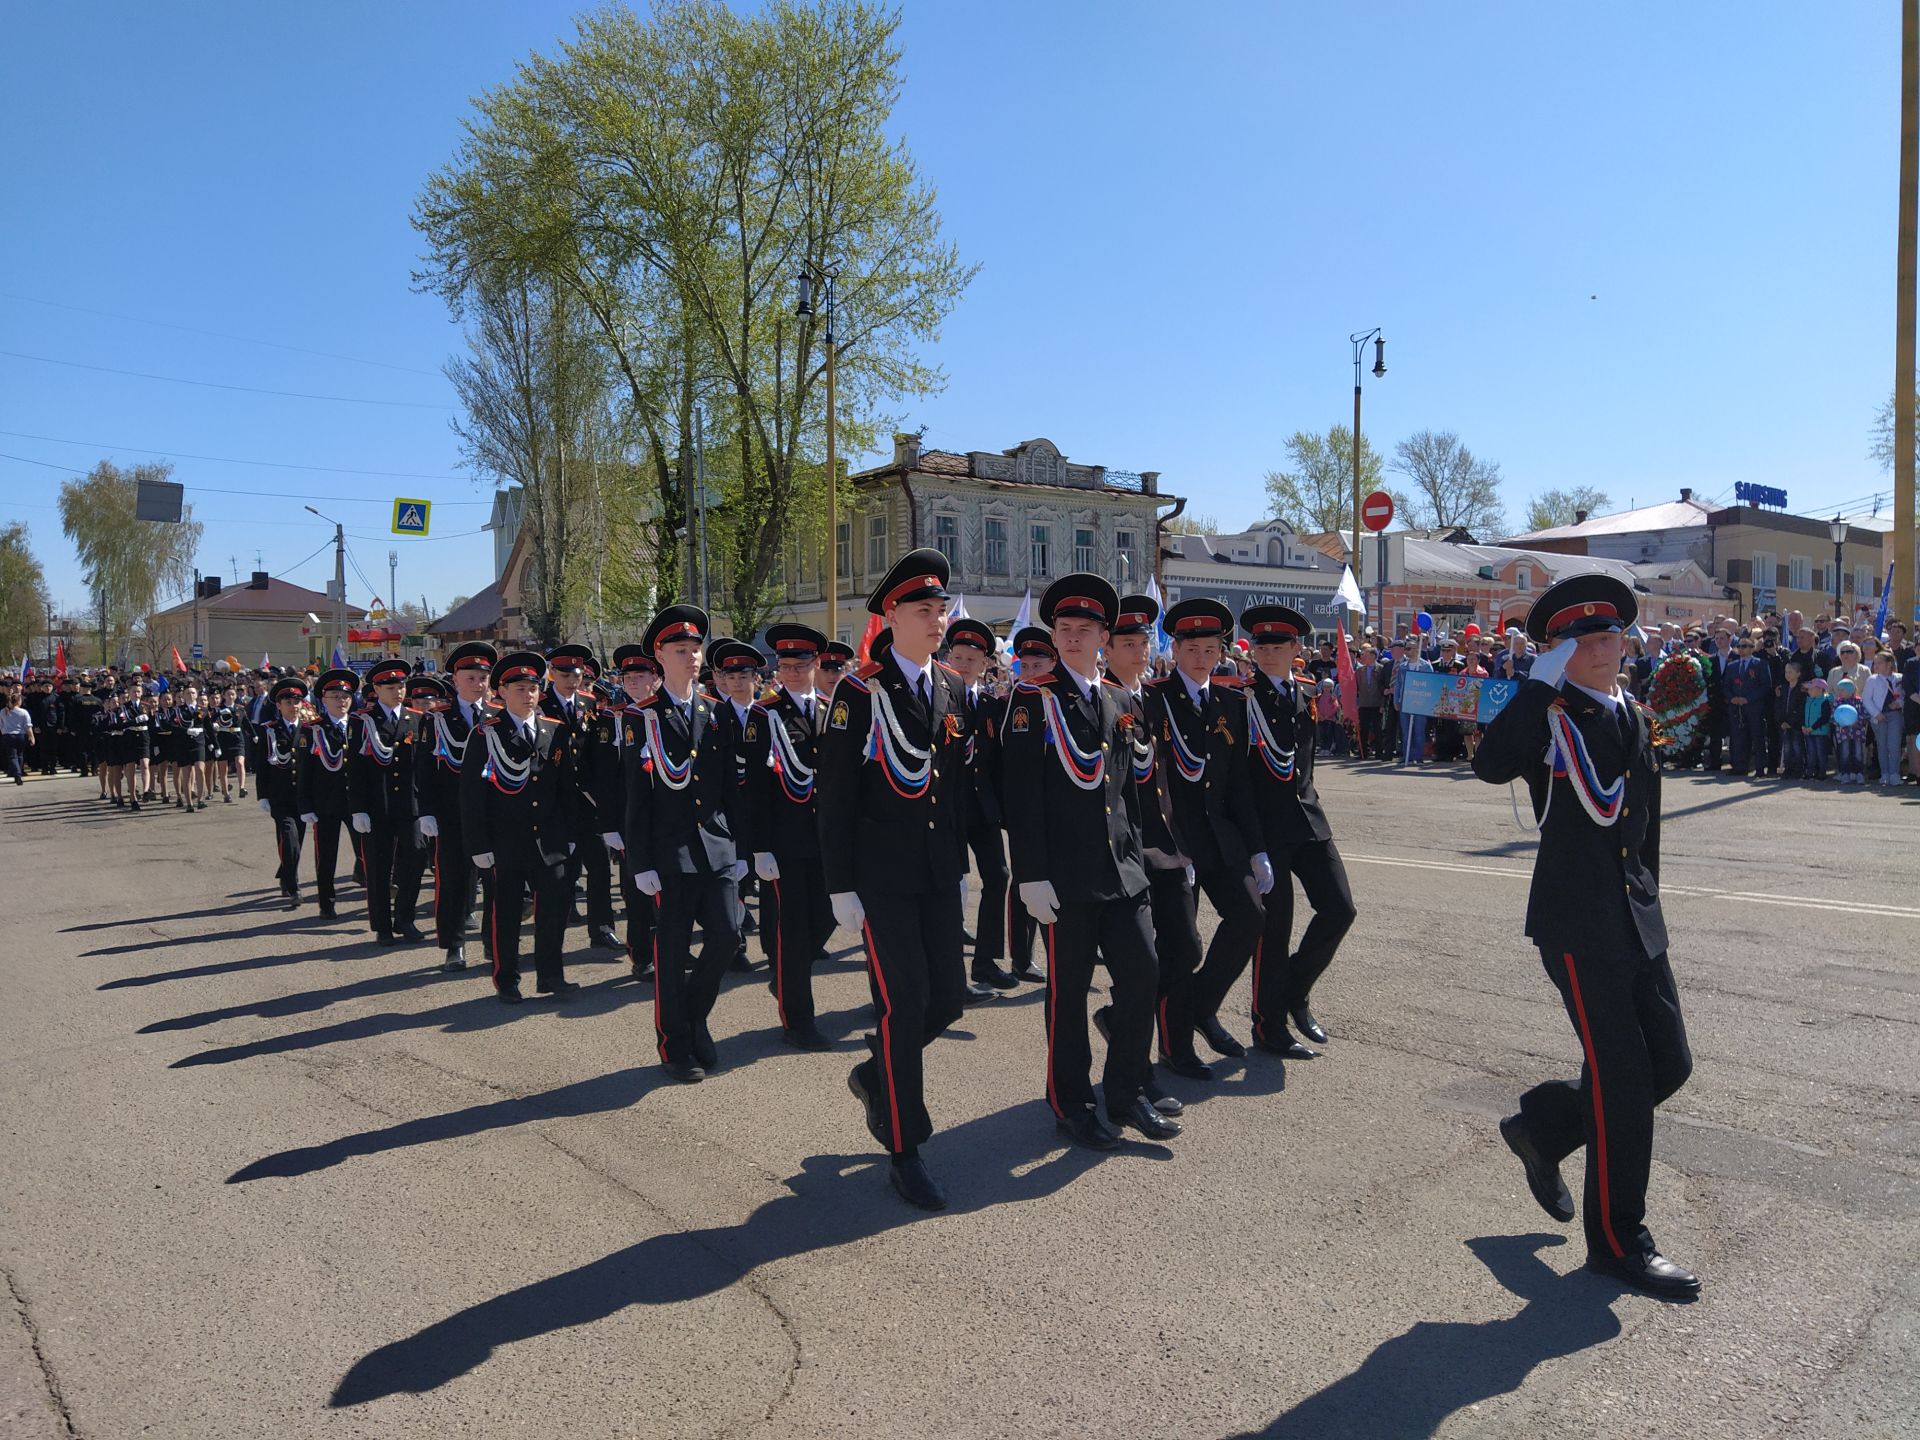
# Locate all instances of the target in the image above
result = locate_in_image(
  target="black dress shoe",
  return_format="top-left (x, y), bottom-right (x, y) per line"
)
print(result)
top-left (1107, 1095), bottom-right (1183, 1140)
top-left (1159, 1051), bottom-right (1215, 1081)
top-left (1092, 1005), bottom-right (1113, 1043)
top-left (971, 963), bottom-right (1019, 991)
top-left (1055, 1106), bottom-right (1120, 1151)
top-left (1012, 962), bottom-right (1046, 984)
top-left (376, 931), bottom-right (403, 947)
top-left (395, 927), bottom-right (428, 944)
top-left (782, 1024), bottom-right (831, 1051)
top-left (1290, 1007), bottom-right (1330, 1045)
top-left (731, 949), bottom-right (759, 972)
top-left (318, 903), bottom-right (338, 920)
top-left (283, 894), bottom-right (300, 912)
top-left (889, 1155), bottom-right (947, 1211)
top-left (630, 959), bottom-right (655, 982)
top-left (962, 979), bottom-right (998, 1005)
top-left (1197, 1015), bottom-right (1245, 1058)
top-left (1587, 1250), bottom-right (1700, 1298)
top-left (664, 1058), bottom-right (706, 1084)
top-left (442, 946), bottom-right (468, 972)
top-left (536, 979), bottom-right (581, 997)
top-left (1499, 1114), bottom-right (1575, 1223)
top-left (693, 1027), bottom-right (718, 1069)
top-left (1142, 1077), bottom-right (1184, 1116)
top-left (848, 1064), bottom-right (888, 1148)
top-left (591, 925), bottom-right (622, 950)
top-left (1254, 1035), bottom-right (1322, 1060)
top-left (495, 987), bottom-right (524, 1005)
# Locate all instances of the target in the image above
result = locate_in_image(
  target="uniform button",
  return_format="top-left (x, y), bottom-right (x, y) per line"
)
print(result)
top-left (930, 795), bottom-right (938, 805)
top-left (1105, 805), bottom-right (1113, 814)
top-left (532, 800), bottom-right (538, 807)
top-left (1102, 742), bottom-right (1110, 752)
top-left (928, 820), bottom-right (936, 830)
top-left (1620, 848), bottom-right (1628, 858)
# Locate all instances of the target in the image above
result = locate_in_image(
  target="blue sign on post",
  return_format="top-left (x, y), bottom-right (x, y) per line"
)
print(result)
top-left (189, 642), bottom-right (204, 660)
top-left (391, 498), bottom-right (431, 536)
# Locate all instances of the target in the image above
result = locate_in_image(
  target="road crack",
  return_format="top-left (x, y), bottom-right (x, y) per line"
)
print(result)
top-left (5, 1266), bottom-right (80, 1439)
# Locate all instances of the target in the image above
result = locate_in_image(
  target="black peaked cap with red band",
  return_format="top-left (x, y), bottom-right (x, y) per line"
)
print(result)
top-left (944, 618), bottom-right (995, 652)
top-left (493, 650), bottom-right (548, 688)
top-left (818, 641), bottom-right (855, 669)
top-left (546, 642), bottom-right (600, 679)
top-left (866, 547), bottom-right (951, 616)
top-left (765, 623), bottom-right (827, 659)
top-left (446, 641), bottom-right (497, 675)
top-left (270, 677), bottom-right (311, 704)
top-left (612, 644), bottom-right (660, 675)
top-left (642, 604), bottom-right (710, 657)
top-left (367, 657), bottom-right (411, 687)
top-left (406, 674), bottom-right (450, 703)
top-left (1012, 626), bottom-right (1056, 658)
top-left (1525, 573), bottom-right (1637, 647)
top-left (316, 668), bottom-right (358, 696)
top-left (1163, 597), bottom-right (1233, 640)
top-left (1112, 594), bottom-right (1159, 636)
top-left (709, 639), bottom-right (766, 673)
top-left (1240, 603), bottom-right (1310, 644)
top-left (1039, 572), bottom-right (1118, 629)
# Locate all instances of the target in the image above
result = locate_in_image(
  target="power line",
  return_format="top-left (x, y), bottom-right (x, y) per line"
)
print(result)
top-left (0, 290), bottom-right (444, 378)
top-left (0, 426), bottom-right (468, 482)
top-left (0, 449), bottom-right (492, 508)
top-left (0, 348), bottom-right (452, 410)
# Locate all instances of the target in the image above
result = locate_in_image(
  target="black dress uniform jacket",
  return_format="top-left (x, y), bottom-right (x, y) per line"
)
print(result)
top-left (740, 689), bottom-right (822, 861)
top-left (296, 716), bottom-right (354, 818)
top-left (254, 713), bottom-right (304, 813)
top-left (1143, 673), bottom-right (1263, 872)
top-left (413, 700), bottom-right (491, 828)
top-left (1001, 672), bottom-right (1147, 902)
top-left (540, 689), bottom-right (605, 841)
top-left (347, 703), bottom-right (417, 824)
top-left (1473, 678), bottom-right (1667, 960)
top-left (621, 689), bottom-right (738, 876)
top-left (1244, 668), bottom-right (1331, 847)
top-left (459, 710), bottom-right (577, 869)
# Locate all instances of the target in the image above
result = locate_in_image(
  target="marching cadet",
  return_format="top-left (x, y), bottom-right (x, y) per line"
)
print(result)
top-left (820, 549), bottom-right (972, 1211)
top-left (297, 669), bottom-right (360, 920)
top-left (624, 606), bottom-right (747, 1082)
top-left (739, 623), bottom-right (834, 1049)
top-left (254, 675), bottom-right (312, 908)
top-left (347, 658), bottom-right (420, 946)
top-left (1474, 574), bottom-right (1699, 1298)
top-left (709, 638), bottom-right (769, 972)
top-left (1240, 605), bottom-right (1357, 1060)
top-left (1146, 599), bottom-right (1272, 1060)
top-left (414, 642), bottom-right (497, 971)
top-left (942, 618), bottom-right (1017, 994)
top-left (815, 641), bottom-right (855, 703)
top-left (389, 673), bottom-right (450, 941)
top-left (462, 650), bottom-right (580, 1003)
top-left (210, 683), bottom-right (245, 803)
top-left (998, 627), bottom-right (1058, 987)
top-left (1105, 594), bottom-right (1213, 1088)
top-left (605, 645), bottom-right (660, 981)
top-left (1002, 575), bottom-right (1182, 1148)
top-left (541, 644), bottom-right (623, 952)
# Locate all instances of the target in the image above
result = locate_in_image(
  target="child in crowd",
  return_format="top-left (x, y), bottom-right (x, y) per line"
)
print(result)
top-left (1316, 678), bottom-right (1345, 755)
top-left (1863, 651), bottom-right (1906, 787)
top-left (1832, 676), bottom-right (1868, 785)
top-left (1780, 660), bottom-right (1808, 777)
top-left (1799, 675), bottom-right (1833, 780)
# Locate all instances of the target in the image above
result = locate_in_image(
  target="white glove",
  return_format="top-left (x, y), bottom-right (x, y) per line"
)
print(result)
top-left (258, 798), bottom-right (272, 814)
top-left (754, 851), bottom-right (780, 882)
top-left (830, 891), bottom-right (865, 931)
top-left (1251, 852), bottom-right (1275, 896)
top-left (567, 842), bottom-right (576, 855)
top-left (730, 858), bottom-right (749, 882)
top-left (472, 851), bottom-right (496, 869)
top-left (1529, 636), bottom-right (1579, 690)
top-left (635, 869), bottom-right (662, 896)
top-left (418, 815), bottom-right (440, 840)
top-left (1019, 880), bottom-right (1060, 925)
top-left (1184, 863), bottom-right (1196, 889)
top-left (299, 812), bottom-right (318, 825)
top-left (601, 831), bottom-right (623, 851)
top-left (350, 812), bottom-right (371, 834)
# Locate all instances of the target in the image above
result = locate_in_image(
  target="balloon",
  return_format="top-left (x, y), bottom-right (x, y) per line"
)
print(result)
top-left (1416, 612), bottom-right (1434, 632)
top-left (1833, 704), bottom-right (1859, 727)
top-left (1463, 623), bottom-right (1481, 639)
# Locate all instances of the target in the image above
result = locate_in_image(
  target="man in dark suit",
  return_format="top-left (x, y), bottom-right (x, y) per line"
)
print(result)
top-left (462, 650), bottom-right (579, 1004)
top-left (1720, 634), bottom-right (1771, 775)
top-left (1241, 604), bottom-right (1357, 1059)
top-left (943, 617), bottom-right (1016, 994)
top-left (1002, 575), bottom-right (1180, 1149)
top-left (624, 606), bottom-right (745, 1082)
top-left (1145, 599), bottom-right (1270, 1061)
top-left (347, 658), bottom-right (420, 946)
top-left (414, 642), bottom-right (495, 972)
top-left (820, 549), bottom-right (972, 1210)
top-left (1474, 575), bottom-right (1698, 1299)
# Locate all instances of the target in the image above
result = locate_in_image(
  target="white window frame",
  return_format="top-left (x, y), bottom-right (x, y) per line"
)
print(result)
top-left (1751, 550), bottom-right (1777, 590)
top-left (1787, 555), bottom-right (1812, 592)
top-left (1030, 522), bottom-right (1053, 579)
top-left (1073, 525), bottom-right (1096, 573)
top-left (865, 514), bottom-right (888, 577)
top-left (984, 517), bottom-right (1009, 576)
top-left (931, 512), bottom-right (960, 571)
top-left (835, 521), bottom-right (851, 581)
top-left (1855, 563), bottom-right (1874, 601)
top-left (1116, 528), bottom-right (1138, 584)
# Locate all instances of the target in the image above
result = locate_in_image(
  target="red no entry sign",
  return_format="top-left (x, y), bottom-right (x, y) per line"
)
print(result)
top-left (1361, 490), bottom-right (1394, 533)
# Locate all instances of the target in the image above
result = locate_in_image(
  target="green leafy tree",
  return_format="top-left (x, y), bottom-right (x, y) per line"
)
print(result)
top-left (1391, 429), bottom-right (1506, 538)
top-left (0, 522), bottom-right (51, 662)
top-left (1263, 426), bottom-right (1389, 535)
top-left (1523, 485), bottom-right (1612, 534)
top-left (57, 460), bottom-right (203, 665)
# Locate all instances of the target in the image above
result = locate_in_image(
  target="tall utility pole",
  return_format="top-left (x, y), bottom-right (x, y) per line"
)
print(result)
top-left (306, 506), bottom-right (348, 661)
top-left (1896, 0), bottom-right (1917, 635)
top-left (1348, 329), bottom-right (1386, 636)
top-left (388, 550), bottom-right (398, 636)
top-left (798, 265), bottom-right (839, 641)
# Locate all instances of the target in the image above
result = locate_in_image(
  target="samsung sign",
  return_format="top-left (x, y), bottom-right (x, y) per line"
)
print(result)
top-left (1164, 575), bottom-right (1344, 631)
top-left (1734, 482), bottom-right (1788, 510)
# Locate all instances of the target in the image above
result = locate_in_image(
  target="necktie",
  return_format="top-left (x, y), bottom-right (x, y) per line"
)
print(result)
top-left (918, 673), bottom-right (931, 710)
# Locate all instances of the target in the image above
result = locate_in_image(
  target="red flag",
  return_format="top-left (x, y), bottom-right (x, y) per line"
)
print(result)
top-left (856, 613), bottom-right (883, 663)
top-left (53, 641), bottom-right (66, 677)
top-left (1334, 623), bottom-right (1360, 749)
top-left (171, 645), bottom-right (187, 673)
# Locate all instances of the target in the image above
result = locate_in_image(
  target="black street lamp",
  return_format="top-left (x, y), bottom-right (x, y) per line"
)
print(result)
top-left (1828, 515), bottom-right (1847, 618)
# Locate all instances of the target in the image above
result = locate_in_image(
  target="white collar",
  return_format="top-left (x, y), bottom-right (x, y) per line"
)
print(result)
top-left (785, 686), bottom-right (814, 710)
top-left (1060, 663), bottom-right (1098, 700)
top-left (1568, 681), bottom-right (1624, 714)
top-left (1180, 670), bottom-right (1209, 707)
top-left (890, 646), bottom-right (929, 693)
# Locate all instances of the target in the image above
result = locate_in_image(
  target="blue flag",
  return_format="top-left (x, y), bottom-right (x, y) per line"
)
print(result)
top-left (331, 644), bottom-right (347, 668)
top-left (1874, 562), bottom-right (1893, 637)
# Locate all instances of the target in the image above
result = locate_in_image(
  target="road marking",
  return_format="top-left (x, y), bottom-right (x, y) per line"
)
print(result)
top-left (1342, 853), bottom-right (1920, 921)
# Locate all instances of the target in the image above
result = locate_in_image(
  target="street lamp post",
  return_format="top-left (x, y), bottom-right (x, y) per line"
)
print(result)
top-left (1829, 516), bottom-right (1847, 619)
top-left (797, 265), bottom-right (839, 642)
top-left (305, 505), bottom-right (347, 661)
top-left (1349, 329), bottom-right (1386, 637)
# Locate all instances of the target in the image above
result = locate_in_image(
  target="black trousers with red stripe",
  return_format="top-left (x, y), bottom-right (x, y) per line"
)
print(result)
top-left (363, 819), bottom-right (400, 936)
top-left (652, 870), bottom-right (740, 1067)
top-left (614, 849), bottom-right (654, 969)
top-left (310, 816), bottom-right (345, 907)
top-left (431, 835), bottom-right (488, 951)
top-left (1146, 866), bottom-right (1204, 1060)
top-left (393, 827), bottom-right (429, 933)
top-left (1042, 891), bottom-right (1157, 1115)
top-left (965, 819), bottom-right (1009, 969)
top-left (1184, 865), bottom-right (1266, 1027)
top-left (1519, 947), bottom-right (1692, 1261)
top-left (767, 858), bottom-right (828, 1032)
top-left (490, 859), bottom-right (569, 992)
top-left (270, 811), bottom-right (305, 897)
top-left (1249, 838), bottom-right (1356, 1044)
top-left (855, 886), bottom-right (965, 1154)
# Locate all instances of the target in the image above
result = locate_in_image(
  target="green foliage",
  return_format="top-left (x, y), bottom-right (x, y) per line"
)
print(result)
top-left (1523, 486), bottom-right (1612, 534)
top-left (57, 460), bottom-right (203, 665)
top-left (0, 522), bottom-right (51, 662)
top-left (1263, 426), bottom-right (1389, 535)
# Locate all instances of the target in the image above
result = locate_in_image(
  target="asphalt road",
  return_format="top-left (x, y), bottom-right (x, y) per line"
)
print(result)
top-left (3, 759), bottom-right (1916, 1439)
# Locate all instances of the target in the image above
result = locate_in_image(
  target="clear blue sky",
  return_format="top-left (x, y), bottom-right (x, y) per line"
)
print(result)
top-left (0, 0), bottom-right (1901, 620)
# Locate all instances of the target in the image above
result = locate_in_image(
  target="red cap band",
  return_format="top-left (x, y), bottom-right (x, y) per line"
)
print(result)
top-left (452, 656), bottom-right (491, 672)
top-left (774, 639), bottom-right (817, 654)
top-left (1546, 601), bottom-right (1619, 635)
top-left (1055, 595), bottom-right (1107, 620)
top-left (1174, 614), bottom-right (1220, 634)
top-left (498, 664), bottom-right (541, 685)
top-left (883, 573), bottom-right (943, 610)
top-left (1116, 610), bottom-right (1150, 628)
top-left (1252, 621), bottom-right (1299, 639)
top-left (657, 621), bottom-right (700, 643)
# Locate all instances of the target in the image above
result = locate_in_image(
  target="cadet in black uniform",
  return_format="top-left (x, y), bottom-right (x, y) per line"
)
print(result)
top-left (462, 650), bottom-right (580, 1003)
top-left (942, 618), bottom-right (1017, 994)
top-left (999, 627), bottom-right (1057, 987)
top-left (1240, 605), bottom-right (1357, 1059)
top-left (540, 644), bottom-right (622, 951)
top-left (821, 550), bottom-right (972, 1211)
top-left (297, 670), bottom-right (359, 919)
top-left (739, 623), bottom-right (834, 1049)
top-left (391, 673), bottom-right (449, 941)
top-left (709, 638), bottom-right (769, 973)
top-left (254, 676), bottom-right (311, 907)
top-left (1001, 575), bottom-right (1181, 1148)
top-left (814, 641), bottom-right (854, 705)
top-left (210, 682), bottom-right (245, 803)
top-left (347, 659), bottom-right (419, 946)
top-left (1473, 574), bottom-right (1698, 1298)
top-left (624, 606), bottom-right (746, 1082)
top-left (606, 645), bottom-right (660, 981)
top-left (1147, 599), bottom-right (1271, 1060)
top-left (414, 642), bottom-right (496, 971)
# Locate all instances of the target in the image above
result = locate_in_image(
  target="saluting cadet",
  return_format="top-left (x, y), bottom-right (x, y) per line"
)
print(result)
top-left (942, 618), bottom-right (1017, 994)
top-left (624, 606), bottom-right (747, 1082)
top-left (1240, 605), bottom-right (1357, 1060)
top-left (1106, 594), bottom-right (1214, 1087)
top-left (462, 650), bottom-right (580, 1003)
top-left (998, 627), bottom-right (1058, 987)
top-left (820, 549), bottom-right (972, 1211)
top-left (541, 645), bottom-right (622, 952)
top-left (414, 642), bottom-right (496, 971)
top-left (709, 638), bottom-right (770, 973)
top-left (605, 645), bottom-right (660, 981)
top-left (1146, 599), bottom-right (1272, 1061)
top-left (347, 659), bottom-right (419, 946)
top-left (1473, 574), bottom-right (1698, 1298)
top-left (297, 669), bottom-right (359, 920)
top-left (1001, 575), bottom-right (1182, 1149)
top-left (254, 676), bottom-right (312, 908)
top-left (739, 623), bottom-right (834, 1049)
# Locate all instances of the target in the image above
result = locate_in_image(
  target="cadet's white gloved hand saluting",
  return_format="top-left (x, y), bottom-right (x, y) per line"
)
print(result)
top-left (830, 891), bottom-right (865, 931)
top-left (1019, 880), bottom-right (1060, 925)
top-left (1529, 635), bottom-right (1580, 690)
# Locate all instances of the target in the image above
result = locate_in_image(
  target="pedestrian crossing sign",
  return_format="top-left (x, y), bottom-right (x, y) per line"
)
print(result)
top-left (391, 498), bottom-right (431, 536)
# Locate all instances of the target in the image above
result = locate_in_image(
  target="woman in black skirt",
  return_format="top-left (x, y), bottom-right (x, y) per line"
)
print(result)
top-left (208, 681), bottom-right (244, 803)
top-left (173, 682), bottom-right (209, 809)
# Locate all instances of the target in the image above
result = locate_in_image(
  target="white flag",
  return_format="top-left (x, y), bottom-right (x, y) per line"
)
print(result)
top-left (949, 593), bottom-right (968, 622)
top-left (1010, 588), bottom-right (1033, 634)
top-left (260, 652), bottom-right (270, 670)
top-left (1334, 565), bottom-right (1367, 617)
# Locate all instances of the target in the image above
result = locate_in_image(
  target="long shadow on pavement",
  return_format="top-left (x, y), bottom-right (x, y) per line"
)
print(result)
top-left (64, 889), bottom-right (289, 934)
top-left (1222, 1233), bottom-right (1625, 1439)
top-left (139, 962), bottom-right (475, 1033)
top-left (329, 1098), bottom-right (1142, 1407)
